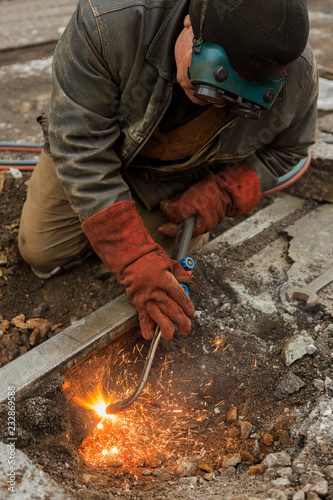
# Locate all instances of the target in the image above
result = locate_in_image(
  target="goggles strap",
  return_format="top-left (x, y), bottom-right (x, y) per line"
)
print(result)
top-left (197, 0), bottom-right (208, 44)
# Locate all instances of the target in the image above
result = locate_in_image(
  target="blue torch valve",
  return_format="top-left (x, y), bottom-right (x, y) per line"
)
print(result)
top-left (180, 283), bottom-right (190, 296)
top-left (179, 256), bottom-right (195, 271)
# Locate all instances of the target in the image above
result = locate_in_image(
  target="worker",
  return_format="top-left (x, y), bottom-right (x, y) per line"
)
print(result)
top-left (18, 0), bottom-right (318, 342)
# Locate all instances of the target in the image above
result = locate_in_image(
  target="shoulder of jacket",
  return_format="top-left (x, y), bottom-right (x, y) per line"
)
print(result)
top-left (300, 43), bottom-right (316, 69)
top-left (287, 43), bottom-right (317, 87)
top-left (289, 43), bottom-right (317, 76)
top-left (85, 0), bottom-right (178, 17)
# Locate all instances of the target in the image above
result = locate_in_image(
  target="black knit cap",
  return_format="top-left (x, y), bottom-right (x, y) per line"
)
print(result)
top-left (189, 0), bottom-right (309, 84)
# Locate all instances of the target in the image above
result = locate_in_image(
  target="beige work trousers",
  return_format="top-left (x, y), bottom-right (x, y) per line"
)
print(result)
top-left (18, 151), bottom-right (208, 273)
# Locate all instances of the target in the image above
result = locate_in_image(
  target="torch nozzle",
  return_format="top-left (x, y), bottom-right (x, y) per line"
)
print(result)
top-left (105, 401), bottom-right (123, 415)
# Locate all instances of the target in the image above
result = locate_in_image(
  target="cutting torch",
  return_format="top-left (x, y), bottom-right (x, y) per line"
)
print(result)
top-left (105, 215), bottom-right (196, 415)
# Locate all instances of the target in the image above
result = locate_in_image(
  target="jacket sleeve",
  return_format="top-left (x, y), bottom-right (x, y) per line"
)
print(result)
top-left (48, 1), bottom-right (132, 222)
top-left (244, 47), bottom-right (319, 193)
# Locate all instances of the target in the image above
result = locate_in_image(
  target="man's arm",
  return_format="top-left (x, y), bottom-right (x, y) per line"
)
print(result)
top-left (48, 0), bottom-right (131, 222)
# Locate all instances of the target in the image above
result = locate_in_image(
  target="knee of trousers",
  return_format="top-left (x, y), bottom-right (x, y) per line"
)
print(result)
top-left (17, 228), bottom-right (59, 271)
top-left (18, 224), bottom-right (91, 272)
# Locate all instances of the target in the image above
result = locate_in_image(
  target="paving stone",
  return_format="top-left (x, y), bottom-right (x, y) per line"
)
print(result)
top-left (0, 440), bottom-right (71, 499)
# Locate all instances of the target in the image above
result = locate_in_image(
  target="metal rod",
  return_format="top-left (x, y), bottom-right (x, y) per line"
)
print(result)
top-left (105, 215), bottom-right (196, 415)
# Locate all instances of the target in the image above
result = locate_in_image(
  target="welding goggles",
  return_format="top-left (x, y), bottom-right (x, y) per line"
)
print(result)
top-left (187, 43), bottom-right (287, 119)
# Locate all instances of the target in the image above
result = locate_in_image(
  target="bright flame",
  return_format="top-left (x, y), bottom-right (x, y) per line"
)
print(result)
top-left (76, 382), bottom-right (114, 420)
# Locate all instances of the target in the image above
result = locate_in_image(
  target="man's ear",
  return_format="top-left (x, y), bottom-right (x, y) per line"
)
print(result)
top-left (184, 14), bottom-right (191, 28)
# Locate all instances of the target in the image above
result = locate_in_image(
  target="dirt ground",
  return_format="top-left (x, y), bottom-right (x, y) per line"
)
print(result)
top-left (0, 1), bottom-right (333, 499)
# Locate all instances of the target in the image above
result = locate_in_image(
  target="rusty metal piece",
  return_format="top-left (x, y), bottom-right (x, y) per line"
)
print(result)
top-left (286, 265), bottom-right (333, 308)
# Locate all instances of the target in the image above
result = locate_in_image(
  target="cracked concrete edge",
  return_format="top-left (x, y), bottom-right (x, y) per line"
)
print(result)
top-left (0, 295), bottom-right (138, 405)
top-left (199, 194), bottom-right (305, 254)
top-left (0, 440), bottom-right (73, 499)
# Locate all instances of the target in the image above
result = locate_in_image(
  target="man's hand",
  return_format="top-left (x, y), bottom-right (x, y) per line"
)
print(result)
top-left (82, 200), bottom-right (195, 340)
top-left (158, 162), bottom-right (261, 238)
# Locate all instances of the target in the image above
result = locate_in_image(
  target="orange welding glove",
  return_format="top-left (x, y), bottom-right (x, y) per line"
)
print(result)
top-left (81, 200), bottom-right (195, 341)
top-left (158, 162), bottom-right (261, 238)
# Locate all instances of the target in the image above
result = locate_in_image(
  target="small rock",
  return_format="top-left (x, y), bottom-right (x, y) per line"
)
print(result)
top-left (0, 251), bottom-right (7, 265)
top-left (272, 477), bottom-right (291, 487)
top-left (228, 426), bottom-right (240, 438)
top-left (218, 466), bottom-right (236, 477)
top-left (277, 467), bottom-right (292, 478)
top-left (252, 439), bottom-right (261, 458)
top-left (313, 379), bottom-right (325, 392)
top-left (281, 335), bottom-right (315, 366)
top-left (262, 433), bottom-right (274, 447)
top-left (197, 462), bottom-right (213, 473)
top-left (325, 377), bottom-right (333, 391)
top-left (240, 450), bottom-right (255, 462)
top-left (177, 458), bottom-right (197, 477)
top-left (31, 303), bottom-right (49, 318)
top-left (203, 472), bottom-right (214, 481)
top-left (0, 333), bottom-right (11, 347)
top-left (307, 493), bottom-right (321, 500)
top-left (26, 318), bottom-right (51, 338)
top-left (6, 339), bottom-right (20, 361)
top-left (250, 432), bottom-right (261, 439)
top-left (0, 320), bottom-right (9, 333)
top-left (222, 453), bottom-right (241, 468)
top-left (274, 371), bottom-right (305, 399)
top-left (266, 488), bottom-right (288, 500)
top-left (179, 476), bottom-right (197, 487)
top-left (303, 483), bottom-right (314, 493)
top-left (307, 344), bottom-right (317, 355)
top-left (239, 421), bottom-right (253, 440)
top-left (81, 474), bottom-right (94, 484)
top-left (263, 451), bottom-right (291, 468)
top-left (324, 465), bottom-right (333, 479)
top-left (249, 464), bottom-right (265, 475)
top-left (310, 480), bottom-right (328, 496)
top-left (29, 328), bottom-right (40, 346)
top-left (292, 491), bottom-right (305, 500)
top-left (142, 470), bottom-right (152, 476)
top-left (226, 406), bottom-right (237, 424)
top-left (11, 314), bottom-right (25, 326)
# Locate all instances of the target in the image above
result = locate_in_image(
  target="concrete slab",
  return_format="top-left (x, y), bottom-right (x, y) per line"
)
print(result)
top-left (0, 295), bottom-right (138, 405)
top-left (0, 0), bottom-right (77, 51)
top-left (0, 440), bottom-right (72, 499)
top-left (284, 204), bottom-right (333, 313)
top-left (200, 194), bottom-right (305, 254)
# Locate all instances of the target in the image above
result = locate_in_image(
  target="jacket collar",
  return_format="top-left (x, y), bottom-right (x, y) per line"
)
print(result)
top-left (146, 0), bottom-right (190, 83)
